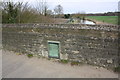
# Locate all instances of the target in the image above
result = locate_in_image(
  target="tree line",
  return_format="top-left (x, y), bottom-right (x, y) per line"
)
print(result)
top-left (86, 12), bottom-right (119, 16)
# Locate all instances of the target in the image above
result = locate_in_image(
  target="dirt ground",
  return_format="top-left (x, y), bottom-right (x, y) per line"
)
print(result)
top-left (2, 50), bottom-right (118, 78)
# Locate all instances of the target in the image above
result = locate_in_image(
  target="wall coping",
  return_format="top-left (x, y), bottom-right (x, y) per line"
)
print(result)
top-left (2, 23), bottom-right (119, 31)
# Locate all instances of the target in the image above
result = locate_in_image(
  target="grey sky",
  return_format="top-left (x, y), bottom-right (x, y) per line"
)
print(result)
top-left (4, 0), bottom-right (119, 13)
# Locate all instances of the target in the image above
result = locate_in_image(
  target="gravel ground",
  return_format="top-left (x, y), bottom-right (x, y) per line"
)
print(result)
top-left (2, 50), bottom-right (118, 78)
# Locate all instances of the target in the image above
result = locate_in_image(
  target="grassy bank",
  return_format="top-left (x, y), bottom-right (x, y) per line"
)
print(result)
top-left (86, 16), bottom-right (118, 25)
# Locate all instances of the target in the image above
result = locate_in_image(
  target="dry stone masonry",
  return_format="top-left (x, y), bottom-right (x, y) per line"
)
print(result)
top-left (2, 23), bottom-right (119, 69)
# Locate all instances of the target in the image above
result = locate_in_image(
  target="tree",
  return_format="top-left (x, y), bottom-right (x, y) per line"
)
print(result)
top-left (54, 5), bottom-right (63, 17)
top-left (64, 14), bottom-right (70, 19)
top-left (35, 0), bottom-right (48, 16)
top-left (47, 10), bottom-right (53, 15)
top-left (2, 2), bottom-right (19, 23)
top-left (43, 5), bottom-right (48, 16)
top-left (1, 1), bottom-right (31, 23)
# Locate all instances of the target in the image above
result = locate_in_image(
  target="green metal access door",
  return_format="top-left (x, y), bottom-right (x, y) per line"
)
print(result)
top-left (48, 42), bottom-right (59, 58)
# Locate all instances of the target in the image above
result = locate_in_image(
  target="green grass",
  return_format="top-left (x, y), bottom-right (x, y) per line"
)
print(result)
top-left (60, 59), bottom-right (69, 64)
top-left (71, 61), bottom-right (79, 66)
top-left (70, 61), bottom-right (83, 66)
top-left (27, 54), bottom-right (33, 58)
top-left (86, 16), bottom-right (118, 25)
top-left (114, 66), bottom-right (120, 73)
top-left (16, 53), bottom-right (22, 55)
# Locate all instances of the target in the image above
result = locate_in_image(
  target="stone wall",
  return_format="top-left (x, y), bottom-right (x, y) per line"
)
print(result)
top-left (2, 24), bottom-right (119, 68)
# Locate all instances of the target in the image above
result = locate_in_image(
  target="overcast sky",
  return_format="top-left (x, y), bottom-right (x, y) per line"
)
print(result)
top-left (3, 0), bottom-right (120, 14)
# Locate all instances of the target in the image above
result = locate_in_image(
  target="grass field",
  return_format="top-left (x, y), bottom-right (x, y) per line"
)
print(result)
top-left (86, 16), bottom-right (118, 25)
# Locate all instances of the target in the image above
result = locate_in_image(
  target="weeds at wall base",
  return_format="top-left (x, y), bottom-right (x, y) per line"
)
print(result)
top-left (59, 59), bottom-right (69, 64)
top-left (27, 54), bottom-right (33, 58)
top-left (114, 66), bottom-right (120, 73)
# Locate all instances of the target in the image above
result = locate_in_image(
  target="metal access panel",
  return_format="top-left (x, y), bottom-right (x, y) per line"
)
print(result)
top-left (48, 41), bottom-right (60, 58)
